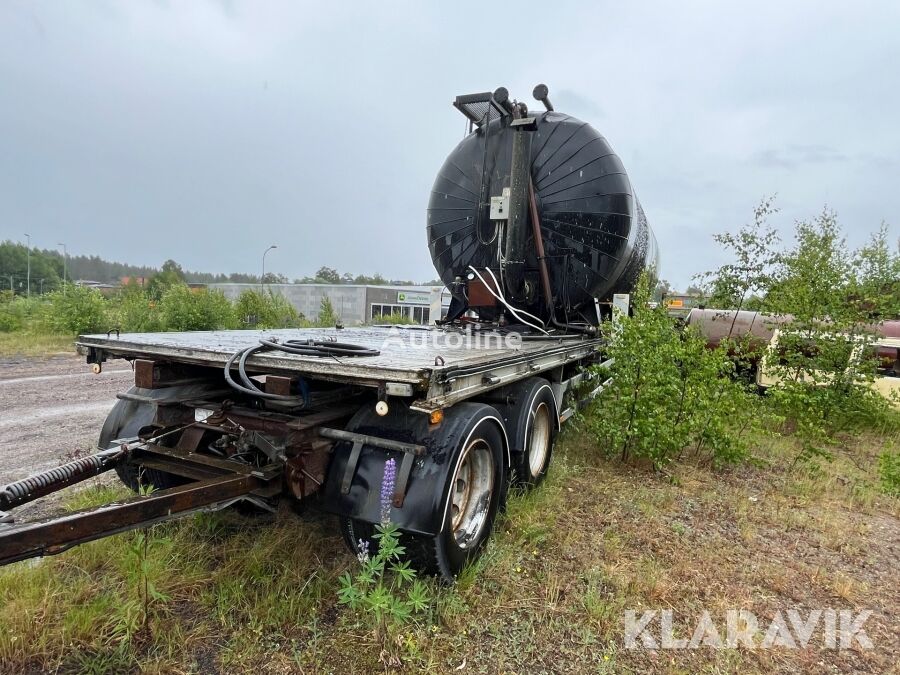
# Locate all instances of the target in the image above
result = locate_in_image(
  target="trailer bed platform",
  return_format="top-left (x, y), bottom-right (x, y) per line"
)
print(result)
top-left (76, 327), bottom-right (604, 410)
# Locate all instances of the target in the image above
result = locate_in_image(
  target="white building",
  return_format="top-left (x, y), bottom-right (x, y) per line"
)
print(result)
top-left (209, 283), bottom-right (451, 325)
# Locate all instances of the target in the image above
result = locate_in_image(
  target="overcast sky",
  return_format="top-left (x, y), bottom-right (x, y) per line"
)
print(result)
top-left (1, 1), bottom-right (898, 289)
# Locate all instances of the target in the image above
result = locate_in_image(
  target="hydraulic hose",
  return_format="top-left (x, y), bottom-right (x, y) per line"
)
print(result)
top-left (223, 338), bottom-right (380, 403)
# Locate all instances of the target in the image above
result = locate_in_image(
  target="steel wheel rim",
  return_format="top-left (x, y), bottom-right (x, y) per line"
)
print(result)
top-left (528, 402), bottom-right (551, 478)
top-left (449, 438), bottom-right (494, 549)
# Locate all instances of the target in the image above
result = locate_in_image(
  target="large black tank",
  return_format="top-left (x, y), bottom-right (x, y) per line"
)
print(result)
top-left (427, 92), bottom-right (658, 324)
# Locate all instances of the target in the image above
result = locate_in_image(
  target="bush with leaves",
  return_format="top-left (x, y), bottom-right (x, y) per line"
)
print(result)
top-left (698, 202), bottom-right (900, 462)
top-left (45, 286), bottom-right (108, 335)
top-left (695, 196), bottom-right (781, 313)
top-left (878, 450), bottom-right (900, 497)
top-left (316, 296), bottom-right (340, 327)
top-left (146, 259), bottom-right (186, 301)
top-left (157, 284), bottom-right (235, 331)
top-left (586, 274), bottom-right (757, 471)
top-left (234, 289), bottom-right (306, 328)
top-left (0, 295), bottom-right (27, 332)
top-left (761, 210), bottom-right (896, 457)
top-left (107, 283), bottom-right (163, 333)
top-left (847, 224), bottom-right (900, 320)
top-left (370, 312), bottom-right (416, 326)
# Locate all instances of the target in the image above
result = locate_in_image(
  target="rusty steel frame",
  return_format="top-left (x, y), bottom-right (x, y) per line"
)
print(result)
top-left (0, 473), bottom-right (265, 566)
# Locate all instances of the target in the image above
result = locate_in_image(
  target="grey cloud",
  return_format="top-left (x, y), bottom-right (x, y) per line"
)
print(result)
top-left (751, 145), bottom-right (848, 169)
top-left (0, 0), bottom-right (898, 292)
top-left (552, 89), bottom-right (605, 120)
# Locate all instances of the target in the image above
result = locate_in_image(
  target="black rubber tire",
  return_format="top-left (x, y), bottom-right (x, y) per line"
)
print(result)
top-left (98, 387), bottom-right (186, 493)
top-left (403, 415), bottom-right (506, 581)
top-left (339, 517), bottom-right (377, 558)
top-left (494, 378), bottom-right (558, 489)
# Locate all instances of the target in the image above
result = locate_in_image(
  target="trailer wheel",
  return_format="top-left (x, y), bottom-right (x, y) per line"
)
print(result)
top-left (494, 378), bottom-right (559, 489)
top-left (98, 389), bottom-right (185, 492)
top-left (406, 409), bottom-right (506, 580)
top-left (327, 402), bottom-right (507, 580)
top-left (338, 419), bottom-right (505, 581)
top-left (339, 517), bottom-right (376, 559)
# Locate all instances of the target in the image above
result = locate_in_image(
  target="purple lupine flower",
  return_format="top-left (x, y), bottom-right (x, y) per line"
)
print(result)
top-left (356, 538), bottom-right (370, 563)
top-left (380, 457), bottom-right (397, 525)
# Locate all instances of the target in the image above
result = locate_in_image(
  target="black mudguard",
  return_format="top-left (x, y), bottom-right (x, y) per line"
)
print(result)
top-left (98, 383), bottom-right (226, 448)
top-left (318, 402), bottom-right (508, 536)
top-left (488, 377), bottom-right (560, 454)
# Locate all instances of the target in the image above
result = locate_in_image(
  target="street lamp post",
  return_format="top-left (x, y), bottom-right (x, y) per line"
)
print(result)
top-left (262, 245), bottom-right (277, 293)
top-left (57, 243), bottom-right (67, 290)
top-left (24, 233), bottom-right (31, 297)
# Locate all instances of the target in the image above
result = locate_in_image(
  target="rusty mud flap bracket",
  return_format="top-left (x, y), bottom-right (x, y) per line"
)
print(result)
top-left (319, 427), bottom-right (425, 508)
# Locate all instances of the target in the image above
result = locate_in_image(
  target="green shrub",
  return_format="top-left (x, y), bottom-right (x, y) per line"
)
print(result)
top-left (316, 297), bottom-right (340, 327)
top-left (0, 312), bottom-right (19, 333)
top-left (371, 312), bottom-right (416, 325)
top-left (878, 450), bottom-right (900, 497)
top-left (234, 289), bottom-right (305, 328)
top-left (0, 296), bottom-right (50, 333)
top-left (0, 300), bottom-right (24, 332)
top-left (106, 286), bottom-right (163, 333)
top-left (157, 285), bottom-right (235, 332)
top-left (761, 212), bottom-right (896, 457)
top-left (45, 286), bottom-right (108, 335)
top-left (585, 274), bottom-right (756, 470)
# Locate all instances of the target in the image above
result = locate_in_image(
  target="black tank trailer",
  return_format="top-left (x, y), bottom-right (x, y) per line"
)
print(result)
top-left (429, 85), bottom-right (658, 331)
top-left (0, 86), bottom-right (658, 580)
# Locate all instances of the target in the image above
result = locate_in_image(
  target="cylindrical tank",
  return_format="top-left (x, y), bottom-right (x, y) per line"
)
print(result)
top-left (685, 309), bottom-right (791, 351)
top-left (427, 108), bottom-right (658, 323)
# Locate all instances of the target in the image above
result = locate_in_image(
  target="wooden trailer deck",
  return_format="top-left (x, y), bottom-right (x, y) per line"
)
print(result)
top-left (76, 326), bottom-right (605, 410)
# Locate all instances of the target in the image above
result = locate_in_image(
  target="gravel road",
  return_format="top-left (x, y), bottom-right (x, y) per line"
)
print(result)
top-left (0, 354), bottom-right (133, 486)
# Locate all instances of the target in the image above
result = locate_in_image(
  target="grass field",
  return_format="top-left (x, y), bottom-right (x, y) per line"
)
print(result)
top-left (0, 421), bottom-right (897, 674)
top-left (0, 332), bottom-right (75, 357)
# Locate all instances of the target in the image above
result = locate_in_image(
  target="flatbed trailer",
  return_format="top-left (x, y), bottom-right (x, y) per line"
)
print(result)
top-left (0, 325), bottom-right (610, 578)
top-left (0, 83), bottom-right (646, 578)
top-left (76, 326), bottom-right (605, 413)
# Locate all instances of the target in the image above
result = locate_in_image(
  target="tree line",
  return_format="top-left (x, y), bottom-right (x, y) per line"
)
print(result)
top-left (0, 242), bottom-right (440, 292)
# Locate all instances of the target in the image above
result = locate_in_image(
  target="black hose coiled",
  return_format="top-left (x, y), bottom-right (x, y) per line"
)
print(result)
top-left (0, 449), bottom-right (122, 510)
top-left (223, 338), bottom-right (380, 403)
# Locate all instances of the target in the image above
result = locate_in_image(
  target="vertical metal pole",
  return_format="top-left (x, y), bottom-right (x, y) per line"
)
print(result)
top-left (24, 234), bottom-right (31, 297)
top-left (527, 179), bottom-right (553, 311)
top-left (503, 118), bottom-right (536, 302)
top-left (58, 243), bottom-right (67, 291)
top-left (262, 245), bottom-right (277, 294)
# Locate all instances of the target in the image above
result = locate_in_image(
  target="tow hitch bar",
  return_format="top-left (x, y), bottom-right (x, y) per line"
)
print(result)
top-left (0, 440), bottom-right (279, 567)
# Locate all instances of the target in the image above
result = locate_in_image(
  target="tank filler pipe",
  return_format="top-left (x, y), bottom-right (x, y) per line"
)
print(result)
top-left (533, 84), bottom-right (554, 112)
top-left (492, 87), bottom-right (515, 116)
top-left (528, 178), bottom-right (554, 312)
